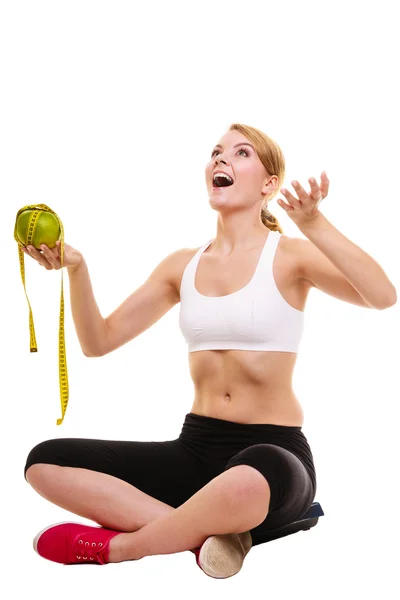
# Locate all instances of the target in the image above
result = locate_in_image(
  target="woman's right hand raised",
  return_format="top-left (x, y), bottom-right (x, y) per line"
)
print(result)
top-left (22, 240), bottom-right (83, 271)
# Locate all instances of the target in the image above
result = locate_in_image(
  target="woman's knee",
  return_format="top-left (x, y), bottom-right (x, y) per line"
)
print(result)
top-left (226, 443), bottom-right (315, 531)
top-left (25, 462), bottom-right (61, 486)
top-left (222, 464), bottom-right (271, 516)
top-left (24, 439), bottom-right (63, 482)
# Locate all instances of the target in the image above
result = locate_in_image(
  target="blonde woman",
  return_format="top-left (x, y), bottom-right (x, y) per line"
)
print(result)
top-left (23, 124), bottom-right (397, 579)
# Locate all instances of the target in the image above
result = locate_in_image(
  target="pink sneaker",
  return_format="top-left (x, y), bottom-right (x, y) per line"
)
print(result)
top-left (33, 521), bottom-right (122, 565)
top-left (192, 531), bottom-right (252, 579)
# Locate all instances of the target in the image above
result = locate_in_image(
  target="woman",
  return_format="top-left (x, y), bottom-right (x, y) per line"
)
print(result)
top-left (23, 123), bottom-right (397, 579)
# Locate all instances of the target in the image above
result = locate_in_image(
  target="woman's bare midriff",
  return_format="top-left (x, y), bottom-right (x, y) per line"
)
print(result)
top-left (174, 232), bottom-right (313, 426)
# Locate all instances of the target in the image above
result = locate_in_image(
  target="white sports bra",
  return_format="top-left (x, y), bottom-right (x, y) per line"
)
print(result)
top-left (178, 230), bottom-right (305, 353)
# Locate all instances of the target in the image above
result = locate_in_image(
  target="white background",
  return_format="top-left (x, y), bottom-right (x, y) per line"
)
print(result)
top-left (1, 0), bottom-right (399, 598)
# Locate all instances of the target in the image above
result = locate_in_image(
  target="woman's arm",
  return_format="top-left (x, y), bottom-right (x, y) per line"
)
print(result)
top-left (67, 259), bottom-right (110, 357)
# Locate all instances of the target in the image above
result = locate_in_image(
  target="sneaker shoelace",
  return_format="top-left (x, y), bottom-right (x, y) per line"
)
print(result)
top-left (73, 536), bottom-right (108, 564)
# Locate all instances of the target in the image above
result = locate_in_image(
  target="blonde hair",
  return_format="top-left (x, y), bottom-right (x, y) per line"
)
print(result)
top-left (229, 123), bottom-right (285, 234)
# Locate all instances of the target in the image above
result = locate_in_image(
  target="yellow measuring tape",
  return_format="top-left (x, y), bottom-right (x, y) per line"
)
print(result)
top-left (14, 204), bottom-right (68, 426)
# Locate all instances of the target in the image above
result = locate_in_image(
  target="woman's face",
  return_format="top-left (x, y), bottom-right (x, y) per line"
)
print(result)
top-left (205, 130), bottom-right (275, 210)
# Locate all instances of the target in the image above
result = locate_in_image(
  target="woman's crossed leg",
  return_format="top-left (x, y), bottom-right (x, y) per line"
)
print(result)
top-left (24, 436), bottom-right (272, 562)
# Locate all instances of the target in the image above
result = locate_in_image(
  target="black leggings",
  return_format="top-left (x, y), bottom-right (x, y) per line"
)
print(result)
top-left (24, 412), bottom-right (317, 546)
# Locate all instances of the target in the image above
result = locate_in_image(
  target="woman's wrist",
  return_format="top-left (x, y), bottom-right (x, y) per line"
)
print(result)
top-left (67, 256), bottom-right (85, 274)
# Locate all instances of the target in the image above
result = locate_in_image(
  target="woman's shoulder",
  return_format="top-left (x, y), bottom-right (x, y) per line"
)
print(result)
top-left (277, 233), bottom-right (310, 282)
top-left (166, 245), bottom-right (204, 297)
top-left (279, 233), bottom-right (301, 253)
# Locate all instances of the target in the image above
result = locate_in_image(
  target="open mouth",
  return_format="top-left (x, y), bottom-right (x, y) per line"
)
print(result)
top-left (213, 173), bottom-right (234, 188)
